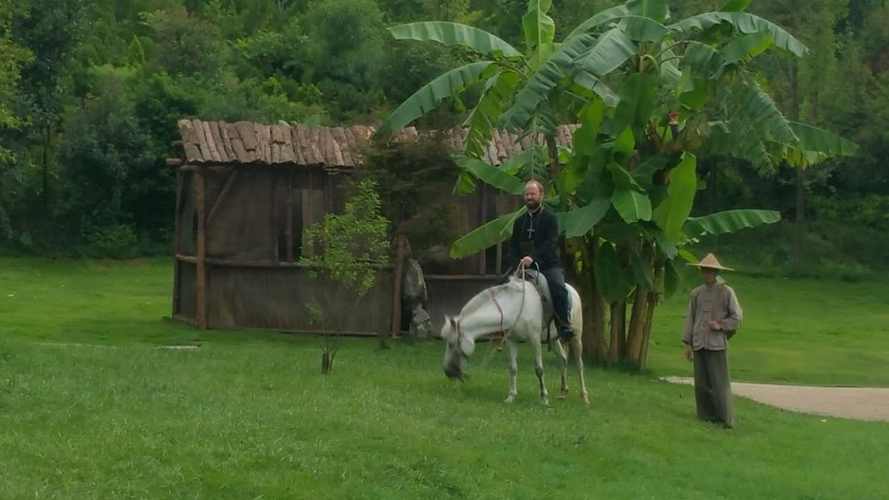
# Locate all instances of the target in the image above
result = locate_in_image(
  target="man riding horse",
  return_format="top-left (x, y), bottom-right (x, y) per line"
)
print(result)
top-left (508, 179), bottom-right (573, 343)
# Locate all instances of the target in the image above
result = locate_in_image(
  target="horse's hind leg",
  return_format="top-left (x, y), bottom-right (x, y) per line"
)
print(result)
top-left (504, 340), bottom-right (518, 404)
top-left (533, 337), bottom-right (549, 406)
top-left (572, 335), bottom-right (590, 404)
top-left (553, 330), bottom-right (569, 399)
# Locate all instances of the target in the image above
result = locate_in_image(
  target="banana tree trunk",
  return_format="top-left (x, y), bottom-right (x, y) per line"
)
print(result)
top-left (607, 301), bottom-right (626, 365)
top-left (638, 288), bottom-right (659, 370)
top-left (579, 239), bottom-right (607, 364)
top-left (624, 287), bottom-right (650, 367)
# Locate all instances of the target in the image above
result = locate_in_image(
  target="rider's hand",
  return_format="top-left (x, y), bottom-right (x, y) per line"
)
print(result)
top-left (520, 256), bottom-right (534, 268)
top-left (683, 344), bottom-right (694, 362)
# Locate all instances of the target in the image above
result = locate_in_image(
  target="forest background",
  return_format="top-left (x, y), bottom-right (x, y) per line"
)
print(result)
top-left (0, 0), bottom-right (886, 278)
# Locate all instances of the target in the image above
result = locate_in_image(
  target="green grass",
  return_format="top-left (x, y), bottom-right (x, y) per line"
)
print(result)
top-left (648, 270), bottom-right (889, 387)
top-left (1, 258), bottom-right (888, 499)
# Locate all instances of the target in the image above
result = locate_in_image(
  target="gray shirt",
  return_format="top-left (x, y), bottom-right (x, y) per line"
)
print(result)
top-left (682, 280), bottom-right (743, 351)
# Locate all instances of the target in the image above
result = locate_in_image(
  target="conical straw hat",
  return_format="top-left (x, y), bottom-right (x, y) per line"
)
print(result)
top-left (688, 253), bottom-right (734, 271)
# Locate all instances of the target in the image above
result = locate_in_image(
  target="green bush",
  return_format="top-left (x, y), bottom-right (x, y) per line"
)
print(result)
top-left (82, 224), bottom-right (139, 259)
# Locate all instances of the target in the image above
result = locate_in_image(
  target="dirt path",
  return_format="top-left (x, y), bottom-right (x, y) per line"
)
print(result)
top-left (662, 377), bottom-right (889, 422)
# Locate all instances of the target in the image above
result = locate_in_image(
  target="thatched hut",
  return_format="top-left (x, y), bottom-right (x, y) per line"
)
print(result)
top-left (168, 119), bottom-right (576, 335)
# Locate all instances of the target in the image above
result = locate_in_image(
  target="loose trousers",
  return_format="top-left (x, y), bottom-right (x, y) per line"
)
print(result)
top-left (693, 349), bottom-right (734, 427)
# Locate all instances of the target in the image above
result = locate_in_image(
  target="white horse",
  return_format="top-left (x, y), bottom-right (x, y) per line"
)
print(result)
top-left (440, 274), bottom-right (589, 405)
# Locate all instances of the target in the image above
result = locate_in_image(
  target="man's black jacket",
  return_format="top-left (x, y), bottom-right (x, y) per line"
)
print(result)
top-left (509, 206), bottom-right (561, 271)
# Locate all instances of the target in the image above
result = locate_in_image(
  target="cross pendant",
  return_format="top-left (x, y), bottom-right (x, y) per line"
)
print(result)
top-left (526, 225), bottom-right (535, 239)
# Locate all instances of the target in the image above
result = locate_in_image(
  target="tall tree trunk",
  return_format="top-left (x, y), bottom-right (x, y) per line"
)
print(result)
top-left (579, 238), bottom-right (607, 364)
top-left (42, 125), bottom-right (50, 213)
top-left (625, 288), bottom-right (650, 367)
top-left (788, 62), bottom-right (805, 270)
top-left (625, 244), bottom-right (654, 366)
top-left (546, 135), bottom-right (560, 179)
top-left (607, 301), bottom-right (626, 365)
top-left (638, 263), bottom-right (663, 370)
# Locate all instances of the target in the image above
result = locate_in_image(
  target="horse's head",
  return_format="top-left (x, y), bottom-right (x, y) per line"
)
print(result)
top-left (441, 314), bottom-right (474, 381)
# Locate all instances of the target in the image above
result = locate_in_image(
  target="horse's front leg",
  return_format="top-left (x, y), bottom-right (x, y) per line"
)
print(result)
top-left (504, 340), bottom-right (518, 403)
top-left (533, 336), bottom-right (549, 406)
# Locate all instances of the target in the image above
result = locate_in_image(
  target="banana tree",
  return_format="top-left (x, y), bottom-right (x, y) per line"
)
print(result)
top-left (379, 0), bottom-right (858, 368)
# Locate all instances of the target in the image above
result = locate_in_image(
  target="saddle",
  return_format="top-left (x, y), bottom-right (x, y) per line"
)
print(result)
top-left (518, 270), bottom-right (572, 338)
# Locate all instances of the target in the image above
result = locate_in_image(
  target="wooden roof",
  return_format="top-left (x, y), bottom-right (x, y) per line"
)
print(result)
top-left (176, 119), bottom-right (579, 168)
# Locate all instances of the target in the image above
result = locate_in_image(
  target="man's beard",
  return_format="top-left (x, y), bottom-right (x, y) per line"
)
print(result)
top-left (525, 200), bottom-right (541, 210)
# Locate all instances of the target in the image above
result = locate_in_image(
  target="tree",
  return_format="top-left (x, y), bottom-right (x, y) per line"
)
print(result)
top-left (379, 0), bottom-right (857, 368)
top-left (11, 0), bottom-right (90, 217)
top-left (0, 0), bottom-right (33, 238)
top-left (300, 179), bottom-right (391, 371)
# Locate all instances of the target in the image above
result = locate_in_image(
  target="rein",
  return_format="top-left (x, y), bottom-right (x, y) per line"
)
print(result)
top-left (475, 265), bottom-right (529, 367)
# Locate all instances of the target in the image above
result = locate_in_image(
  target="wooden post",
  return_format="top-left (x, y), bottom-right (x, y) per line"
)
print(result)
top-left (195, 168), bottom-right (208, 329)
top-left (390, 233), bottom-right (408, 338)
top-left (478, 185), bottom-right (488, 275)
top-left (172, 170), bottom-right (183, 316)
top-left (496, 243), bottom-right (503, 275)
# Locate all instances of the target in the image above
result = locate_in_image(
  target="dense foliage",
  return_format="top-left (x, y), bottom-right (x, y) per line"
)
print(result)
top-left (0, 0), bottom-right (886, 269)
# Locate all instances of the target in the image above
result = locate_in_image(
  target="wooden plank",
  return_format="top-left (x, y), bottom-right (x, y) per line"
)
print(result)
top-left (286, 172), bottom-right (294, 262)
top-left (202, 121), bottom-right (222, 163)
top-left (308, 127), bottom-right (324, 166)
top-left (496, 241), bottom-right (503, 274)
top-left (195, 169), bottom-right (208, 329)
top-left (207, 170), bottom-right (239, 225)
top-left (255, 124), bottom-right (272, 164)
top-left (323, 171), bottom-right (335, 213)
top-left (342, 127), bottom-right (358, 167)
top-left (479, 185), bottom-right (487, 274)
top-left (178, 120), bottom-right (204, 163)
top-left (209, 121), bottom-right (230, 162)
top-left (290, 124), bottom-right (306, 164)
top-left (219, 122), bottom-right (237, 161)
top-left (278, 124), bottom-right (296, 163)
top-left (295, 124), bottom-right (313, 165)
top-left (330, 127), bottom-right (352, 166)
top-left (390, 233), bottom-right (408, 338)
top-left (192, 120), bottom-right (213, 162)
top-left (235, 121), bottom-right (258, 151)
top-left (318, 127), bottom-right (333, 165)
top-left (329, 129), bottom-right (346, 166)
top-left (271, 124), bottom-right (289, 143)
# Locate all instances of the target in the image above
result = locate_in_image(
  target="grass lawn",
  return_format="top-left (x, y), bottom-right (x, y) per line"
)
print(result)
top-left (1, 258), bottom-right (888, 499)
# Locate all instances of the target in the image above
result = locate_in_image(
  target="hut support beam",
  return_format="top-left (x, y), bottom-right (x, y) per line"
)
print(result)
top-left (172, 170), bottom-right (183, 316)
top-left (479, 185), bottom-right (488, 274)
top-left (390, 233), bottom-right (408, 338)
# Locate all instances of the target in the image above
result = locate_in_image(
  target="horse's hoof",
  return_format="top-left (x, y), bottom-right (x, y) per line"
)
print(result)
top-left (557, 392), bottom-right (568, 400)
top-left (581, 393), bottom-right (590, 405)
top-left (541, 398), bottom-right (550, 407)
top-left (504, 395), bottom-right (516, 404)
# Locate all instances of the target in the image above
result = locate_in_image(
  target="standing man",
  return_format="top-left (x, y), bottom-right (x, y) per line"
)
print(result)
top-left (509, 179), bottom-right (573, 342)
top-left (683, 254), bottom-right (744, 428)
